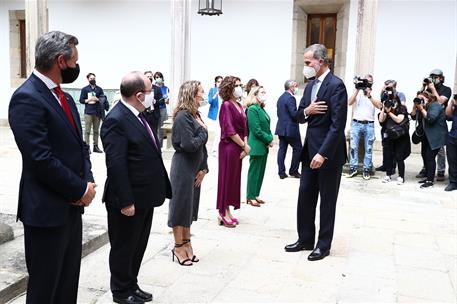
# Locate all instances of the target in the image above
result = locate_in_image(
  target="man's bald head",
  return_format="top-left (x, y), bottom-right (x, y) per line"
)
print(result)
top-left (120, 71), bottom-right (147, 98)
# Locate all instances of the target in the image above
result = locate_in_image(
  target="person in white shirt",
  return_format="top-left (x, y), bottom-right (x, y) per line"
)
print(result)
top-left (347, 74), bottom-right (382, 179)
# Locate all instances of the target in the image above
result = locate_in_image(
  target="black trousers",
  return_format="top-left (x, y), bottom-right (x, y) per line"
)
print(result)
top-left (421, 137), bottom-right (440, 182)
top-left (381, 130), bottom-right (396, 171)
top-left (107, 206), bottom-right (154, 298)
top-left (277, 135), bottom-right (302, 175)
top-left (297, 165), bottom-right (343, 251)
top-left (24, 207), bottom-right (82, 304)
top-left (447, 135), bottom-right (457, 184)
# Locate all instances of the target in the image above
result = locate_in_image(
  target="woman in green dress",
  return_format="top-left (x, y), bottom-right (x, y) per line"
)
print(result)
top-left (245, 86), bottom-right (273, 207)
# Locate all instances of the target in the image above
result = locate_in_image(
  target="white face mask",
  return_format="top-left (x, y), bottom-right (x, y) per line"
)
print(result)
top-left (234, 86), bottom-right (243, 98)
top-left (258, 94), bottom-right (267, 103)
top-left (303, 65), bottom-right (317, 79)
top-left (141, 92), bottom-right (155, 109)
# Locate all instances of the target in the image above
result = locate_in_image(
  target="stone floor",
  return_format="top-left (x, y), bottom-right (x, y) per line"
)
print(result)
top-left (1, 126), bottom-right (456, 303)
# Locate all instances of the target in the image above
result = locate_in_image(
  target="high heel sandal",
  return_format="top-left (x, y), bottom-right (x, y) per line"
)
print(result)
top-left (171, 243), bottom-right (193, 266)
top-left (256, 198), bottom-right (266, 204)
top-left (183, 239), bottom-right (199, 263)
top-left (218, 214), bottom-right (236, 228)
top-left (246, 198), bottom-right (261, 207)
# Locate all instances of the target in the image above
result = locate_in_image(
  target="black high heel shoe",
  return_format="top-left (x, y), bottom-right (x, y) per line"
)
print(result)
top-left (171, 243), bottom-right (193, 266)
top-left (183, 239), bottom-right (199, 263)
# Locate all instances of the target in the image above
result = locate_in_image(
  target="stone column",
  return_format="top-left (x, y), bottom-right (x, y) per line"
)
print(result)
top-left (25, 0), bottom-right (48, 75)
top-left (169, 0), bottom-right (192, 111)
top-left (353, 0), bottom-right (378, 75)
top-left (290, 3), bottom-right (307, 86)
top-left (351, 0), bottom-right (378, 173)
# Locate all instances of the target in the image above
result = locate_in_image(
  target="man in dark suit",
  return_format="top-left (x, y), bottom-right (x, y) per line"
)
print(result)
top-left (101, 71), bottom-right (172, 304)
top-left (8, 31), bottom-right (97, 303)
top-left (275, 79), bottom-right (302, 179)
top-left (284, 44), bottom-right (348, 261)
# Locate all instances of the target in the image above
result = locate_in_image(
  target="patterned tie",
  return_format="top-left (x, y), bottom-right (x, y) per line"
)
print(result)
top-left (138, 113), bottom-right (158, 149)
top-left (311, 79), bottom-right (320, 102)
top-left (53, 86), bottom-right (76, 130)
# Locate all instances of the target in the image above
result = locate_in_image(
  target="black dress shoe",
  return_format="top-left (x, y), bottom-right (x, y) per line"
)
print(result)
top-left (132, 288), bottom-right (152, 302)
top-left (284, 241), bottom-right (314, 252)
top-left (445, 183), bottom-right (457, 192)
top-left (290, 172), bottom-right (301, 178)
top-left (113, 295), bottom-right (145, 304)
top-left (279, 174), bottom-right (288, 179)
top-left (307, 248), bottom-right (330, 261)
top-left (93, 145), bottom-right (103, 153)
top-left (375, 165), bottom-right (386, 172)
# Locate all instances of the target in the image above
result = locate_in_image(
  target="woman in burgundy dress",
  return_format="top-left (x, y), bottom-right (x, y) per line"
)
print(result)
top-left (216, 76), bottom-right (251, 227)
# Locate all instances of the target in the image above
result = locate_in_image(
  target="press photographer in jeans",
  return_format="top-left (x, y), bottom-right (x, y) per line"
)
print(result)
top-left (445, 94), bottom-right (457, 191)
top-left (347, 74), bottom-right (382, 179)
top-left (378, 92), bottom-right (410, 185)
top-left (411, 91), bottom-right (447, 189)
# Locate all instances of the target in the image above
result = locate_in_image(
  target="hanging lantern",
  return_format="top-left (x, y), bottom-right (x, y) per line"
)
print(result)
top-left (198, 0), bottom-right (223, 16)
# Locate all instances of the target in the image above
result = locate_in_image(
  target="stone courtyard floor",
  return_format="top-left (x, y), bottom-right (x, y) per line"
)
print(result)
top-left (1, 126), bottom-right (456, 303)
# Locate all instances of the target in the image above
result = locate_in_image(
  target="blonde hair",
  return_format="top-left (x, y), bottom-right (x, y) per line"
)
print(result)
top-left (173, 80), bottom-right (201, 119)
top-left (244, 86), bottom-right (263, 107)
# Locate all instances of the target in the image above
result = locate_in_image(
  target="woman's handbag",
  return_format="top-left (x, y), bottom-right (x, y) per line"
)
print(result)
top-left (411, 113), bottom-right (424, 144)
top-left (385, 117), bottom-right (409, 140)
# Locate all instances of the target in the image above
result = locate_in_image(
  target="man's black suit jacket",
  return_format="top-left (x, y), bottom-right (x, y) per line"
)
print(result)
top-left (101, 102), bottom-right (172, 210)
top-left (8, 73), bottom-right (94, 227)
top-left (296, 71), bottom-right (348, 169)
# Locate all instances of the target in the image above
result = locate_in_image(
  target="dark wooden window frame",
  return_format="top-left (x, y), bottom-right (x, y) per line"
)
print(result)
top-left (19, 19), bottom-right (26, 78)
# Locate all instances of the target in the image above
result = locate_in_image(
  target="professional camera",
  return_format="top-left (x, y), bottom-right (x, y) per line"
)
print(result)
top-left (383, 99), bottom-right (395, 108)
top-left (413, 97), bottom-right (425, 105)
top-left (423, 77), bottom-right (432, 85)
top-left (353, 77), bottom-right (372, 90)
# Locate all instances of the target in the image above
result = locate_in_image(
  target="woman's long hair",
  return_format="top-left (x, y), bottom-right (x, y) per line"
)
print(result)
top-left (244, 86), bottom-right (263, 108)
top-left (173, 80), bottom-right (201, 120)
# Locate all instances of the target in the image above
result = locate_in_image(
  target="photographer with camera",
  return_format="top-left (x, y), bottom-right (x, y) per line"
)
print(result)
top-left (378, 92), bottom-right (410, 184)
top-left (411, 90), bottom-right (448, 188)
top-left (347, 74), bottom-right (381, 179)
top-left (416, 69), bottom-right (452, 181)
top-left (376, 80), bottom-right (406, 173)
top-left (444, 94), bottom-right (457, 191)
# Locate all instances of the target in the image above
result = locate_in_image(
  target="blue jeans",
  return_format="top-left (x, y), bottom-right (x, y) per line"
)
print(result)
top-left (349, 121), bottom-right (375, 171)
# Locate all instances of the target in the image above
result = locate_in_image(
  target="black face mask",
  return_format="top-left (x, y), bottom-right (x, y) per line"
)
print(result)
top-left (89, 79), bottom-right (96, 86)
top-left (61, 63), bottom-right (80, 84)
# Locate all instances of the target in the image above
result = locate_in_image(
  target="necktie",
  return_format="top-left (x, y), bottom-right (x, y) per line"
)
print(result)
top-left (311, 79), bottom-right (320, 102)
top-left (54, 86), bottom-right (76, 130)
top-left (138, 113), bottom-right (158, 149)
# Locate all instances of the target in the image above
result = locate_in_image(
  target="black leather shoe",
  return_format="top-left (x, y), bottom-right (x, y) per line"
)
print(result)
top-left (132, 288), bottom-right (152, 302)
top-left (445, 183), bottom-right (457, 192)
top-left (307, 248), bottom-right (330, 261)
top-left (279, 174), bottom-right (288, 179)
top-left (420, 181), bottom-right (434, 189)
top-left (290, 172), bottom-right (301, 178)
top-left (113, 295), bottom-right (144, 304)
top-left (284, 241), bottom-right (314, 252)
top-left (436, 173), bottom-right (445, 182)
top-left (375, 165), bottom-right (386, 172)
top-left (93, 145), bottom-right (103, 153)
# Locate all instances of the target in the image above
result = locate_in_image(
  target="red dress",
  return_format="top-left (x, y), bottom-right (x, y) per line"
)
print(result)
top-left (216, 101), bottom-right (247, 214)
